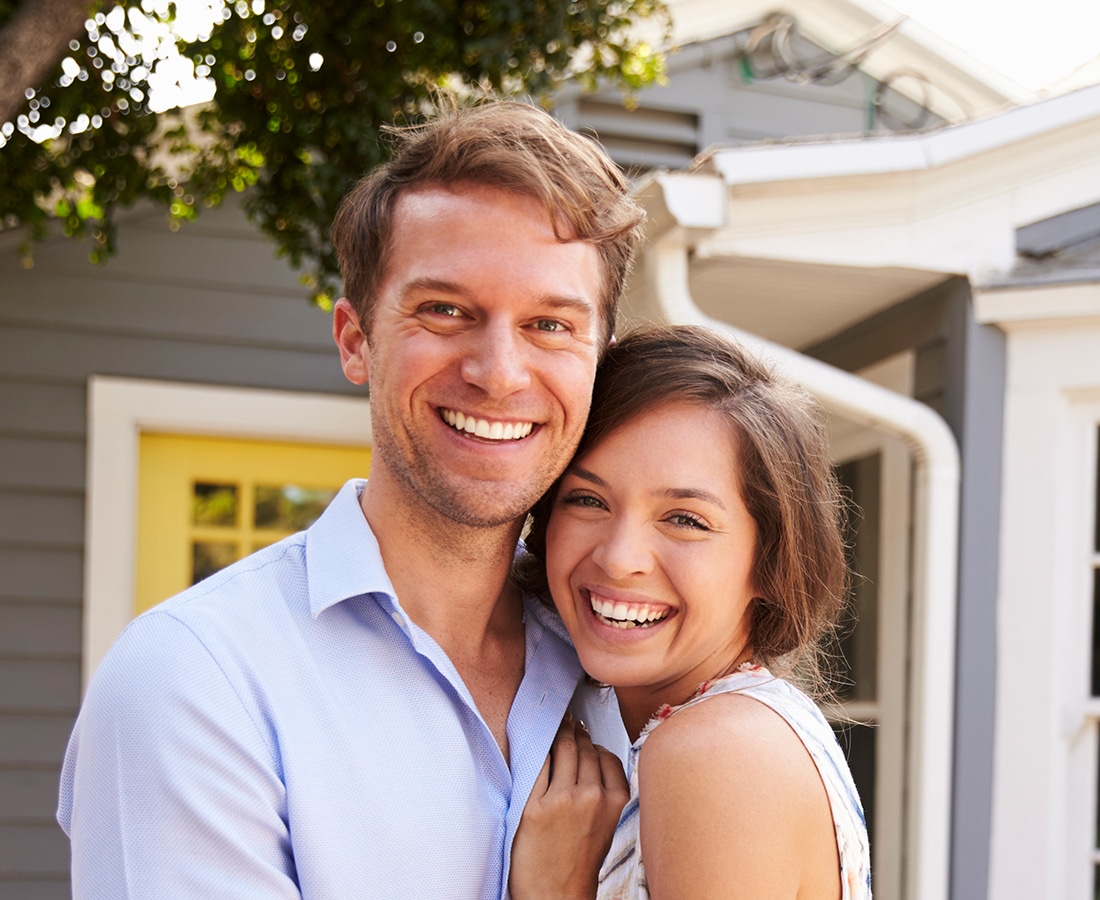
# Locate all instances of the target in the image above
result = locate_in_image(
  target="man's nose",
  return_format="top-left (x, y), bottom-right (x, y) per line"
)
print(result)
top-left (461, 325), bottom-right (532, 397)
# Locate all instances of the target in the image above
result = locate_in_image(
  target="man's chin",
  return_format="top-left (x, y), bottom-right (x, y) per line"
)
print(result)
top-left (425, 481), bottom-right (548, 530)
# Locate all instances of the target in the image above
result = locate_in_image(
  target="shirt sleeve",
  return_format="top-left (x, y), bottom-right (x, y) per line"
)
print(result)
top-left (58, 610), bottom-right (301, 898)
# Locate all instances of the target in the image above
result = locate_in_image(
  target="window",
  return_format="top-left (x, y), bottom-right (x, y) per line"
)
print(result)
top-left (826, 350), bottom-right (915, 900)
top-left (1067, 406), bottom-right (1100, 899)
top-left (84, 377), bottom-right (372, 686)
top-left (829, 431), bottom-right (910, 900)
top-left (135, 432), bottom-right (370, 614)
top-left (1089, 424), bottom-right (1100, 894)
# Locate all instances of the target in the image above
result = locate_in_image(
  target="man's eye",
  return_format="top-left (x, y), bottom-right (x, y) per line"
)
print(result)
top-left (535, 320), bottom-right (567, 332)
top-left (429, 304), bottom-right (461, 317)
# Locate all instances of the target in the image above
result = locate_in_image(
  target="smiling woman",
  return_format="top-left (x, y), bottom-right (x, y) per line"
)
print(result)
top-left (511, 324), bottom-right (870, 900)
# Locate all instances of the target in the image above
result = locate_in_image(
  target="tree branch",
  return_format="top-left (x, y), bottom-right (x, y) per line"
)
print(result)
top-left (0, 0), bottom-right (97, 125)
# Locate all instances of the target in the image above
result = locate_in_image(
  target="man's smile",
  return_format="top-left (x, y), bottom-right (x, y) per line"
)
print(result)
top-left (439, 408), bottom-right (535, 441)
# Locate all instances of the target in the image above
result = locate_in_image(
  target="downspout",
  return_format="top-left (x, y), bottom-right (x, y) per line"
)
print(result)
top-left (641, 173), bottom-right (961, 900)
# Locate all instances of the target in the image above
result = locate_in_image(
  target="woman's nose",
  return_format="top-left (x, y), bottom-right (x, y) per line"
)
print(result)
top-left (590, 519), bottom-right (654, 580)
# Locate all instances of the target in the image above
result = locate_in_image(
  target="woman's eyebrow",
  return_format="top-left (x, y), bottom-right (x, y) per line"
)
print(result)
top-left (564, 465), bottom-right (605, 487)
top-left (660, 487), bottom-right (728, 510)
top-left (567, 466), bottom-right (728, 511)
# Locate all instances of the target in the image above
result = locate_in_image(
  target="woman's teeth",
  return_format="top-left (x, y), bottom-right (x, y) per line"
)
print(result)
top-left (590, 595), bottom-right (670, 629)
top-left (441, 409), bottom-right (533, 441)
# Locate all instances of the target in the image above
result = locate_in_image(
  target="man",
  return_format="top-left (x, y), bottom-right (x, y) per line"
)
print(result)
top-left (58, 99), bottom-right (645, 897)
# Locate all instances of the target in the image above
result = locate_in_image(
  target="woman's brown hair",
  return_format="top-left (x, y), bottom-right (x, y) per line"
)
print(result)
top-left (515, 324), bottom-right (849, 691)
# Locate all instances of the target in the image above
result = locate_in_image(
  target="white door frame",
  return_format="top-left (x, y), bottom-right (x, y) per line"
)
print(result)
top-left (83, 376), bottom-right (372, 687)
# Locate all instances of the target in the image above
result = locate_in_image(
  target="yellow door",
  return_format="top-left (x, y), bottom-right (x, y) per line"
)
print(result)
top-left (135, 433), bottom-right (371, 615)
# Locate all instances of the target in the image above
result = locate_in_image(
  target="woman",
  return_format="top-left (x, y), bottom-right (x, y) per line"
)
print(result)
top-left (510, 325), bottom-right (871, 899)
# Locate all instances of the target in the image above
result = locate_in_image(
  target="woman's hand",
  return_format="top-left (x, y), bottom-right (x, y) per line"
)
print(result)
top-left (509, 715), bottom-right (629, 900)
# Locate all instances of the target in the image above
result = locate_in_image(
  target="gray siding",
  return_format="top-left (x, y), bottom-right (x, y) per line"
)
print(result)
top-left (0, 200), bottom-right (354, 893)
top-left (805, 277), bottom-right (1004, 900)
top-left (556, 29), bottom-right (942, 173)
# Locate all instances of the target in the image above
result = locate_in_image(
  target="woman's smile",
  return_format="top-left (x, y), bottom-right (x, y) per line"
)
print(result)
top-left (545, 400), bottom-right (759, 727)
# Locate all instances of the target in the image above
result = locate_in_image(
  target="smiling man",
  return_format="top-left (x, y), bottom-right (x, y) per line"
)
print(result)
top-left (57, 100), bottom-right (646, 898)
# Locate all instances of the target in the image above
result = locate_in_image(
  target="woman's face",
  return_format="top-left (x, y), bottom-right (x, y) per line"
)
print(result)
top-left (545, 400), bottom-right (758, 717)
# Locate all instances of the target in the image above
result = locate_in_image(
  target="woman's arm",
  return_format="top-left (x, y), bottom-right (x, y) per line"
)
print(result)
top-left (509, 716), bottom-right (629, 900)
top-left (638, 693), bottom-right (840, 900)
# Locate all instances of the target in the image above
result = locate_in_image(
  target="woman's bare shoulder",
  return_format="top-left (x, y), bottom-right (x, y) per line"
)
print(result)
top-left (637, 691), bottom-right (839, 900)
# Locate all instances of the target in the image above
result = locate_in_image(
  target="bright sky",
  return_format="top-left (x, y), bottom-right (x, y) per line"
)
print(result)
top-left (883, 0), bottom-right (1100, 91)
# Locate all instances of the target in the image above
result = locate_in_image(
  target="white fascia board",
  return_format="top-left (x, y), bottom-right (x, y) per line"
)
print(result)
top-left (707, 82), bottom-right (1100, 186)
top-left (708, 135), bottom-right (931, 184)
top-left (974, 282), bottom-right (1100, 326)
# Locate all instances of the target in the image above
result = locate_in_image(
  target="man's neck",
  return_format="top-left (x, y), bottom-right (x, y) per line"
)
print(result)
top-left (359, 475), bottom-right (524, 637)
top-left (358, 472), bottom-right (528, 762)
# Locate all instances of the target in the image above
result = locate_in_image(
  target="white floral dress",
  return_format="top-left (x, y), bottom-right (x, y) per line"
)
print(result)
top-left (597, 664), bottom-right (872, 899)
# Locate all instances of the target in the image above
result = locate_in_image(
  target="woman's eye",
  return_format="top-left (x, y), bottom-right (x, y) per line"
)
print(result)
top-left (560, 493), bottom-right (604, 510)
top-left (668, 513), bottom-right (710, 531)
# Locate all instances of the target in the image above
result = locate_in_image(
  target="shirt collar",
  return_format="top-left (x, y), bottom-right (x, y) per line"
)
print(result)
top-left (522, 591), bottom-right (574, 647)
top-left (305, 480), bottom-right (579, 655)
top-left (305, 479), bottom-right (397, 619)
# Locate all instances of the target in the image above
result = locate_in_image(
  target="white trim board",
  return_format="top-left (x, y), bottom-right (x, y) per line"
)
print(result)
top-left (83, 376), bottom-right (372, 688)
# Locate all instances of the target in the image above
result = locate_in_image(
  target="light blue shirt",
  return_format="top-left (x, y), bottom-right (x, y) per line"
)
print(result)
top-left (58, 479), bottom-right (627, 898)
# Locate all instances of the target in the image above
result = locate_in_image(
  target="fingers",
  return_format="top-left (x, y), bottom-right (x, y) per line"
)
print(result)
top-left (573, 719), bottom-right (602, 788)
top-left (530, 750), bottom-right (551, 801)
top-left (596, 745), bottom-right (629, 800)
top-left (549, 715), bottom-right (579, 787)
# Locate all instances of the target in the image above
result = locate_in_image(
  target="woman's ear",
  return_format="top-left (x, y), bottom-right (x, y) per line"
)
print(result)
top-left (333, 297), bottom-right (371, 385)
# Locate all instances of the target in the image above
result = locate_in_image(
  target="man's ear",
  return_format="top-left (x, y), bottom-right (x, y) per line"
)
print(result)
top-left (333, 297), bottom-right (370, 385)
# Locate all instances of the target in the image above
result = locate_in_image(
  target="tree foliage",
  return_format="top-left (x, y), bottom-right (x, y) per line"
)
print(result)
top-left (0, 0), bottom-right (668, 306)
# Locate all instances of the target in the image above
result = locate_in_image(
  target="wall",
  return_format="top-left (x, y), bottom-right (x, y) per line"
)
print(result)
top-left (0, 201), bottom-right (353, 896)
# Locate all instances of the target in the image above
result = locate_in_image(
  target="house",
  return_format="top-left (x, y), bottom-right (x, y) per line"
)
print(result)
top-left (1, 0), bottom-right (1087, 895)
top-left (620, 73), bottom-right (1100, 900)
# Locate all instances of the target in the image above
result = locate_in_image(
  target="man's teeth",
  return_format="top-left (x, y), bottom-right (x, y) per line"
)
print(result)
top-left (441, 409), bottom-right (534, 441)
top-left (590, 595), bottom-right (670, 629)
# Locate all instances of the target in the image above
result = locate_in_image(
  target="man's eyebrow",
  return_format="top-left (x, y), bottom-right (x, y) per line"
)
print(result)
top-left (399, 278), bottom-right (596, 314)
top-left (400, 277), bottom-right (465, 298)
top-left (536, 294), bottom-right (597, 316)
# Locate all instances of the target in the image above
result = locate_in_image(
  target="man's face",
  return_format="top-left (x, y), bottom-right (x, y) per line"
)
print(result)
top-left (337, 183), bottom-right (606, 528)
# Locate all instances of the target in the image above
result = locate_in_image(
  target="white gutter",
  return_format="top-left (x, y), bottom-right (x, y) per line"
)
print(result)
top-left (639, 172), bottom-right (961, 900)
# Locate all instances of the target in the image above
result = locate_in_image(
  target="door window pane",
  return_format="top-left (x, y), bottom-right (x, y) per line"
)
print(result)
top-left (1095, 425), bottom-right (1100, 554)
top-left (835, 723), bottom-right (876, 847)
top-left (192, 541), bottom-right (238, 583)
top-left (254, 485), bottom-right (337, 530)
top-left (1092, 568), bottom-right (1100, 698)
top-left (835, 454), bottom-right (881, 702)
top-left (192, 482), bottom-right (239, 526)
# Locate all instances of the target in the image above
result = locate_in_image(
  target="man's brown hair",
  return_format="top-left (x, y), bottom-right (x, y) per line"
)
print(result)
top-left (331, 98), bottom-right (646, 346)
